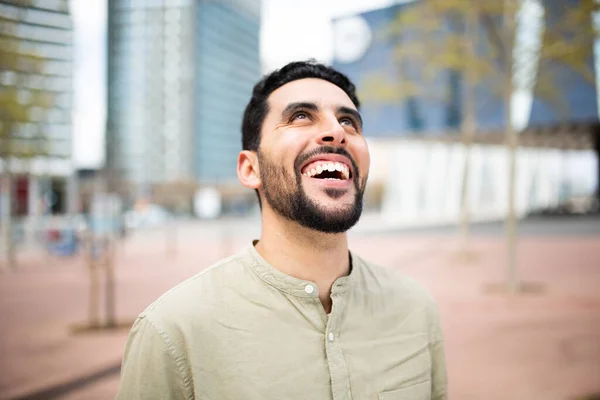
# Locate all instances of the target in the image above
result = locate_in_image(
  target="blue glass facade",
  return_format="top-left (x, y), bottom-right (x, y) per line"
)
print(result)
top-left (332, 1), bottom-right (598, 138)
top-left (332, 3), bottom-right (506, 137)
top-left (528, 0), bottom-right (598, 126)
top-left (107, 0), bottom-right (260, 187)
top-left (193, 1), bottom-right (261, 183)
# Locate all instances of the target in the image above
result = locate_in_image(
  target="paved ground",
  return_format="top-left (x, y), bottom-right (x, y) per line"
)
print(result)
top-left (1, 216), bottom-right (599, 399)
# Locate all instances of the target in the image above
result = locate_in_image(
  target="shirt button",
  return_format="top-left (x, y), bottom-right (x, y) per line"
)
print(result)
top-left (304, 285), bottom-right (315, 294)
top-left (328, 332), bottom-right (334, 342)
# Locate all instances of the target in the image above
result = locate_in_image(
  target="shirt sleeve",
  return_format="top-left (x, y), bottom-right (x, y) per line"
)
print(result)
top-left (116, 316), bottom-right (193, 400)
top-left (429, 302), bottom-right (448, 400)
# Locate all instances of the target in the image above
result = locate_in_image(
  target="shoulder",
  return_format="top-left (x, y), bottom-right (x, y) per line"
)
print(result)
top-left (139, 250), bottom-right (254, 328)
top-left (352, 252), bottom-right (438, 308)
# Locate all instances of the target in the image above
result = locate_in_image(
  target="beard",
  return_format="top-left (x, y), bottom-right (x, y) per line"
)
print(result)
top-left (257, 146), bottom-right (366, 234)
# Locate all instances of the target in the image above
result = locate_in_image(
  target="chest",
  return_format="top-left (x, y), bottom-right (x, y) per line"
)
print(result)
top-left (186, 296), bottom-right (433, 400)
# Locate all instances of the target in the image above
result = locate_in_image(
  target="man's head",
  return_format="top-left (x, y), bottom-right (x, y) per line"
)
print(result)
top-left (238, 61), bottom-right (370, 233)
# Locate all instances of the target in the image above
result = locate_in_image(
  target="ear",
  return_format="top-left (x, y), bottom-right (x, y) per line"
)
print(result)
top-left (237, 150), bottom-right (261, 190)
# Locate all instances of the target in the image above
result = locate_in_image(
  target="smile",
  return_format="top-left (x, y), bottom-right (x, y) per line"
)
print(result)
top-left (301, 161), bottom-right (350, 180)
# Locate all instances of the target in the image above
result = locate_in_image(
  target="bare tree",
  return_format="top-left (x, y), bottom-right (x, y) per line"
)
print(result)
top-left (362, 0), bottom-right (597, 292)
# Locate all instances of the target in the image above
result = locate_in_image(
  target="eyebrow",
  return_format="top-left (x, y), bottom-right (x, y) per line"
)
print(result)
top-left (281, 102), bottom-right (319, 120)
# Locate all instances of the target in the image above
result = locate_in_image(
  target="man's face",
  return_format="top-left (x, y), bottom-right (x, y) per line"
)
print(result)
top-left (257, 78), bottom-right (370, 233)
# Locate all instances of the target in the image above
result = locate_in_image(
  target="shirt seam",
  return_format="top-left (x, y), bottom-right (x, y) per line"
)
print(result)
top-left (144, 315), bottom-right (194, 400)
top-left (427, 301), bottom-right (444, 344)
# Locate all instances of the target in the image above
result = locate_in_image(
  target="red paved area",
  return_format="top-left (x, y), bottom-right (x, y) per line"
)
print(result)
top-left (1, 221), bottom-right (599, 399)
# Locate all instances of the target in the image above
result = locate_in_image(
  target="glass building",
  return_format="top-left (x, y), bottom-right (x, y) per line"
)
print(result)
top-left (106, 0), bottom-right (260, 190)
top-left (193, 0), bottom-right (260, 183)
top-left (0, 0), bottom-right (75, 216)
top-left (332, 0), bottom-right (598, 136)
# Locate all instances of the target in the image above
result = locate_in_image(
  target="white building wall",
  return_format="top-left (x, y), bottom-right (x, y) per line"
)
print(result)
top-left (367, 139), bottom-right (598, 229)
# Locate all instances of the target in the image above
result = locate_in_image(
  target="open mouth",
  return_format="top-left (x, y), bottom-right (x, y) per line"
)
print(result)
top-left (301, 161), bottom-right (351, 181)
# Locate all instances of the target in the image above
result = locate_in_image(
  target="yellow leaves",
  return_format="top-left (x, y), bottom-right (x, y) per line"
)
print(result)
top-left (0, 34), bottom-right (54, 158)
top-left (0, 37), bottom-right (45, 74)
top-left (360, 73), bottom-right (427, 104)
top-left (369, 0), bottom-right (596, 115)
top-left (0, 136), bottom-right (51, 159)
top-left (359, 74), bottom-right (403, 103)
top-left (0, 87), bottom-right (29, 123)
top-left (0, 86), bottom-right (52, 123)
top-left (360, 71), bottom-right (450, 105)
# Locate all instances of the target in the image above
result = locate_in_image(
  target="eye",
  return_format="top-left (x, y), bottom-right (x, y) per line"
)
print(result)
top-left (339, 117), bottom-right (356, 127)
top-left (292, 112), bottom-right (309, 121)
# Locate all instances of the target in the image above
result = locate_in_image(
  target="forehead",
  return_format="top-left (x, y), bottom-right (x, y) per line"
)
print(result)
top-left (267, 78), bottom-right (357, 112)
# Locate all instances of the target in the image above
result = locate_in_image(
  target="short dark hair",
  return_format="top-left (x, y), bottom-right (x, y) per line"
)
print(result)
top-left (241, 60), bottom-right (360, 151)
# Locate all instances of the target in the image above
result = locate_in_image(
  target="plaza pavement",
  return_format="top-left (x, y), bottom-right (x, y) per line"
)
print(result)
top-left (1, 216), bottom-right (599, 399)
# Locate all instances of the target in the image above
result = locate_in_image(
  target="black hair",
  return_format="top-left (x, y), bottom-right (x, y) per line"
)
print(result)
top-left (241, 60), bottom-right (360, 151)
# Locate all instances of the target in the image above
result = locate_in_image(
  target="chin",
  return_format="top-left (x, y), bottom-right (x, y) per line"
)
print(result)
top-left (309, 187), bottom-right (353, 200)
top-left (311, 195), bottom-right (353, 209)
top-left (315, 199), bottom-right (357, 214)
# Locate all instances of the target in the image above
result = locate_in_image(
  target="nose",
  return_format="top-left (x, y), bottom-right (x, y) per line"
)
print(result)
top-left (316, 117), bottom-right (347, 146)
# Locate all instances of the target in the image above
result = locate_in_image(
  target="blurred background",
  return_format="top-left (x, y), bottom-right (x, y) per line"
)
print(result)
top-left (1, 0), bottom-right (599, 399)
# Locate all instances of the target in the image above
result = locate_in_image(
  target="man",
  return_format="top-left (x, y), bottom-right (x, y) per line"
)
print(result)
top-left (117, 61), bottom-right (447, 400)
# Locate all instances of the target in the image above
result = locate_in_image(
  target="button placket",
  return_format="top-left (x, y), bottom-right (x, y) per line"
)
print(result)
top-left (325, 291), bottom-right (351, 399)
top-left (304, 284), bottom-right (315, 294)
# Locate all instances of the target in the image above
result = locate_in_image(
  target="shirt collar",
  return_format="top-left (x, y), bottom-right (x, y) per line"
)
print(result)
top-left (245, 240), bottom-right (354, 298)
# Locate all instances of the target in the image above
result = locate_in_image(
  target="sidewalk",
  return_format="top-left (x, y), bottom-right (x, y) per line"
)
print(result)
top-left (1, 221), bottom-right (599, 399)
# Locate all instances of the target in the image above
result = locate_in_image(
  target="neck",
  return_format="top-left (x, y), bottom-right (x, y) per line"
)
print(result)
top-left (255, 207), bottom-right (350, 313)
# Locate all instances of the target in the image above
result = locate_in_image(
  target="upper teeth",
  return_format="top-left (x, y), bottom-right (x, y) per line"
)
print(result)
top-left (303, 162), bottom-right (350, 180)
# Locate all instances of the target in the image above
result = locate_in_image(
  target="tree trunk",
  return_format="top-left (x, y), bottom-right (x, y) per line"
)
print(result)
top-left (595, 124), bottom-right (600, 204)
top-left (504, 0), bottom-right (519, 293)
top-left (87, 236), bottom-right (101, 328)
top-left (104, 237), bottom-right (116, 328)
top-left (1, 166), bottom-right (16, 270)
top-left (458, 5), bottom-right (479, 250)
top-left (166, 217), bottom-right (177, 256)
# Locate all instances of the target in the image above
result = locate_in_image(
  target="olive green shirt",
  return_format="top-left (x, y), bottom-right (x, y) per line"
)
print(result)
top-left (117, 243), bottom-right (447, 400)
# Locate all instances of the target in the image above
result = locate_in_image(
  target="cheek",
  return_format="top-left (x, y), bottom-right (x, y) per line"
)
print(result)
top-left (351, 139), bottom-right (371, 176)
top-left (260, 144), bottom-right (302, 176)
top-left (273, 136), bottom-right (309, 167)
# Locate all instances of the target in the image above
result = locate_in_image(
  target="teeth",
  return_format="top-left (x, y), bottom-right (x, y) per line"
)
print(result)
top-left (303, 161), bottom-right (351, 179)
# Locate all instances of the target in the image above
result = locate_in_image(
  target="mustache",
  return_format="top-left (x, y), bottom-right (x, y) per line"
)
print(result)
top-left (294, 146), bottom-right (360, 182)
